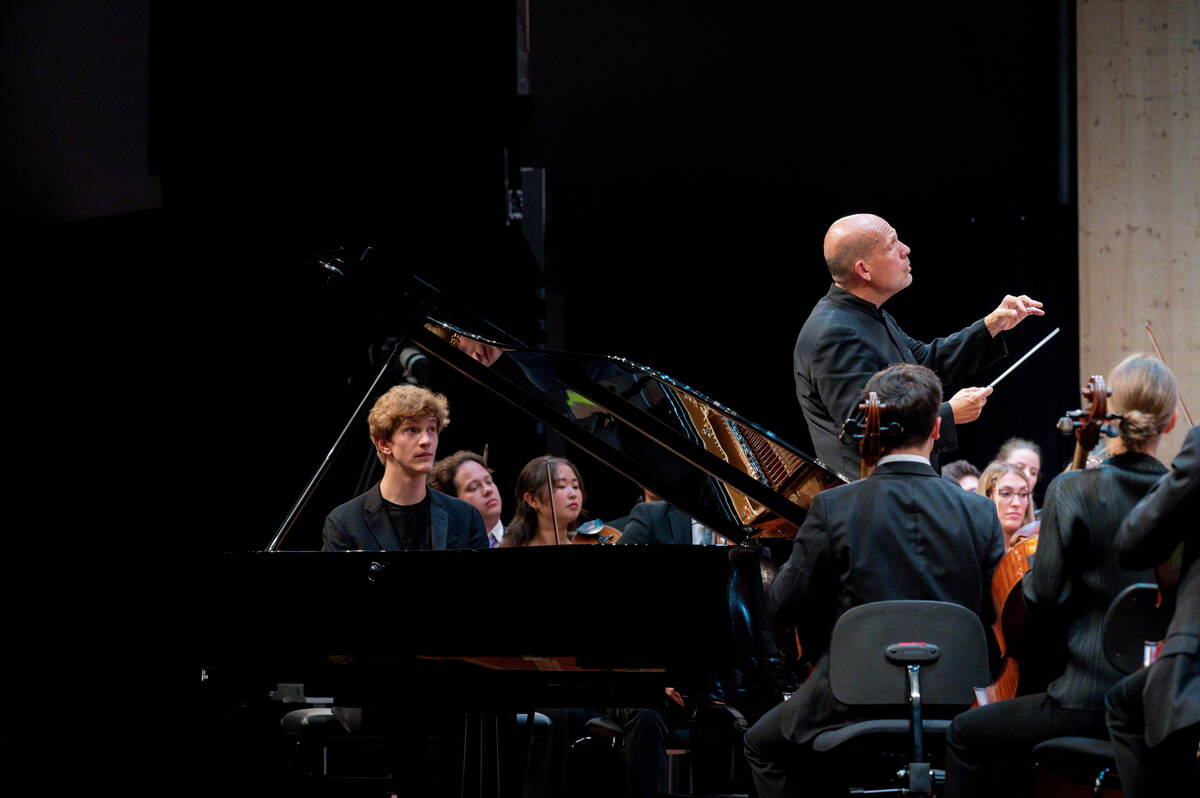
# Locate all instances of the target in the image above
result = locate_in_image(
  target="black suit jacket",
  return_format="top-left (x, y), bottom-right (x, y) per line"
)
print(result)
top-left (321, 484), bottom-right (488, 551)
top-left (793, 284), bottom-right (1007, 479)
top-left (1026, 452), bottom-right (1167, 711)
top-left (615, 501), bottom-right (694, 545)
top-left (769, 459), bottom-right (1005, 742)
top-left (1114, 426), bottom-right (1199, 744)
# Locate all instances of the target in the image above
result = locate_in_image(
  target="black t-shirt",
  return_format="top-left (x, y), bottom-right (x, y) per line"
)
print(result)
top-left (382, 491), bottom-right (432, 551)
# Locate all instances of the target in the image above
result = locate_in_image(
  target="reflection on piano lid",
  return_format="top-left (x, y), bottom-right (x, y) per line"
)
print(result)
top-left (406, 277), bottom-right (848, 545)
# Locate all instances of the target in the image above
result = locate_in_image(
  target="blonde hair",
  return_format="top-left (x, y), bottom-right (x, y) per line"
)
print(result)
top-left (1108, 354), bottom-right (1178, 452)
top-left (977, 460), bottom-right (1034, 528)
top-left (368, 385), bottom-right (450, 464)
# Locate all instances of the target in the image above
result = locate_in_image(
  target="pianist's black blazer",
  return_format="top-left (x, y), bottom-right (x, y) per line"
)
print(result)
top-left (321, 484), bottom-right (488, 551)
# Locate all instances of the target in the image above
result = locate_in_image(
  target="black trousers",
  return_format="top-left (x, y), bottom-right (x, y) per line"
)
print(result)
top-left (742, 697), bottom-right (850, 798)
top-left (1106, 666), bottom-right (1200, 798)
top-left (942, 693), bottom-right (1107, 798)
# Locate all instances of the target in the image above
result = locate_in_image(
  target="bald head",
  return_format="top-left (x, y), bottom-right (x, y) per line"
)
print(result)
top-left (823, 213), bottom-right (892, 284)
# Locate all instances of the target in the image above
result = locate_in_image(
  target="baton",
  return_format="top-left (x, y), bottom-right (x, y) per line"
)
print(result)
top-left (987, 327), bottom-right (1060, 389)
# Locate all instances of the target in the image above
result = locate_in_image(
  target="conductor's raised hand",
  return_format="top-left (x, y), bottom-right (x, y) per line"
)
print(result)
top-left (985, 295), bottom-right (1045, 336)
top-left (949, 386), bottom-right (993, 425)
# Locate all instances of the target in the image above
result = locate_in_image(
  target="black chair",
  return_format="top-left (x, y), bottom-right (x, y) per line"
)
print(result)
top-left (1032, 582), bottom-right (1166, 798)
top-left (810, 600), bottom-right (991, 796)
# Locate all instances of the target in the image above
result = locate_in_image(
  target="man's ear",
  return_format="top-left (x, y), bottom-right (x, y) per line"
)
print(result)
top-left (854, 259), bottom-right (871, 282)
top-left (375, 438), bottom-right (391, 458)
top-left (932, 415), bottom-right (942, 441)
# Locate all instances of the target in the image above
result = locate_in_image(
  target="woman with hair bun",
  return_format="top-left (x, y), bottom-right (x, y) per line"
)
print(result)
top-left (945, 353), bottom-right (1181, 797)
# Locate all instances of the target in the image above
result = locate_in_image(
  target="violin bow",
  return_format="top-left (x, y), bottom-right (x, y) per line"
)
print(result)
top-left (546, 457), bottom-right (563, 545)
top-left (1145, 322), bottom-right (1194, 426)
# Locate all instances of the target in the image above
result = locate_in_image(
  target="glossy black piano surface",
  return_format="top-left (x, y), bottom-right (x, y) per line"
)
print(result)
top-left (206, 544), bottom-right (783, 713)
top-left (213, 547), bottom-right (738, 666)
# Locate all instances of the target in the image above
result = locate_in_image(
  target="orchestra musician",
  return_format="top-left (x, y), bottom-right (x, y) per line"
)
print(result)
top-left (429, 449), bottom-right (505, 547)
top-left (500, 455), bottom-right (586, 547)
top-left (499, 455), bottom-right (673, 798)
top-left (943, 353), bottom-right (1181, 798)
top-left (997, 438), bottom-right (1044, 541)
top-left (794, 212), bottom-right (1044, 478)
top-left (1105, 424), bottom-right (1199, 798)
top-left (997, 437), bottom-right (1043, 502)
top-left (941, 459), bottom-right (981, 492)
top-left (615, 490), bottom-right (719, 546)
top-left (744, 363), bottom-right (1005, 798)
top-left (976, 461), bottom-right (1035, 549)
top-left (321, 385), bottom-right (488, 551)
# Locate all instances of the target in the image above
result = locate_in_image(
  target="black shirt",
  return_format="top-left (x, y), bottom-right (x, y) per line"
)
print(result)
top-left (382, 491), bottom-right (433, 551)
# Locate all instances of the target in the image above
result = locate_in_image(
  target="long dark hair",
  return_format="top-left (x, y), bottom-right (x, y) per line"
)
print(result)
top-left (503, 455), bottom-right (586, 547)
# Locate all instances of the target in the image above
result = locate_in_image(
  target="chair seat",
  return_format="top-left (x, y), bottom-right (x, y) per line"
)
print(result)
top-left (1032, 736), bottom-right (1115, 769)
top-left (812, 719), bottom-right (952, 753)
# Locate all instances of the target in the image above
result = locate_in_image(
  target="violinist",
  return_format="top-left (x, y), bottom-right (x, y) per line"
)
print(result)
top-left (943, 353), bottom-right (1181, 798)
top-left (1105, 424), bottom-right (1199, 798)
top-left (976, 461), bottom-right (1035, 549)
top-left (500, 455), bottom-right (671, 798)
top-left (500, 455), bottom-right (586, 547)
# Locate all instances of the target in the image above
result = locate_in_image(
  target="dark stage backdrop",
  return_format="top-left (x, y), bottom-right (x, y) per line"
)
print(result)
top-left (4, 3), bottom-right (1081, 551)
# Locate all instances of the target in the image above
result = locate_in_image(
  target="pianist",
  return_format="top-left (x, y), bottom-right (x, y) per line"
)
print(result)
top-left (743, 363), bottom-right (1004, 798)
top-left (321, 384), bottom-right (488, 550)
top-left (794, 212), bottom-right (1043, 477)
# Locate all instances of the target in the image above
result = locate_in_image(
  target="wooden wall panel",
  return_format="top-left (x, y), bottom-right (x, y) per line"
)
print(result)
top-left (1077, 0), bottom-right (1199, 464)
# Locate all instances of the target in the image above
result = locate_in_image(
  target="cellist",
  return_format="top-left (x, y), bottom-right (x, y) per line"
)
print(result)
top-left (943, 354), bottom-right (1181, 797)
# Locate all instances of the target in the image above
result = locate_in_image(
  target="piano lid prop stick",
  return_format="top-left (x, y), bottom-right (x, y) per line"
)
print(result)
top-left (986, 327), bottom-right (1060, 389)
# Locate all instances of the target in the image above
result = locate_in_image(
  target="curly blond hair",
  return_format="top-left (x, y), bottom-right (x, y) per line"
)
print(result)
top-left (368, 385), bottom-right (450, 465)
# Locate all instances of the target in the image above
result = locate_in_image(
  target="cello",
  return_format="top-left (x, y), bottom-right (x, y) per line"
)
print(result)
top-left (839, 391), bottom-right (888, 479)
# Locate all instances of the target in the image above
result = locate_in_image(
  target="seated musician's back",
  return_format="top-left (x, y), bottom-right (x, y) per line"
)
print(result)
top-left (743, 363), bottom-right (1005, 798)
top-left (322, 384), bottom-right (487, 551)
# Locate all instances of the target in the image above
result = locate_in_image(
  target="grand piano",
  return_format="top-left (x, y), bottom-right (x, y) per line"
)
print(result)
top-left (203, 270), bottom-right (849, 793)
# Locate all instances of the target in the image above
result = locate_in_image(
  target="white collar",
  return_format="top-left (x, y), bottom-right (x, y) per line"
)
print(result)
top-left (876, 453), bottom-right (931, 467)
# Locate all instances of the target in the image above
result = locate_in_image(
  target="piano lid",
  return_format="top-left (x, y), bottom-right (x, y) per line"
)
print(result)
top-left (268, 273), bottom-right (847, 550)
top-left (403, 277), bottom-right (848, 544)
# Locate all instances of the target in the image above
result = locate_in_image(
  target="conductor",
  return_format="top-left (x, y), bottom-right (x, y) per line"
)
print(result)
top-left (794, 213), bottom-right (1044, 478)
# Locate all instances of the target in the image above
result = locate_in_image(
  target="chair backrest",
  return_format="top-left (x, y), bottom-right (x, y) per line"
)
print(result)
top-left (828, 600), bottom-right (990, 706)
top-left (1103, 582), bottom-right (1168, 675)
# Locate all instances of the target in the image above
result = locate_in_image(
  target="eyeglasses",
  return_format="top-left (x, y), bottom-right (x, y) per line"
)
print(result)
top-left (996, 489), bottom-right (1031, 501)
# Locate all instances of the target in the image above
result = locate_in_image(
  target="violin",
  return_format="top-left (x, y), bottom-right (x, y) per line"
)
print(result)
top-left (568, 519), bottom-right (623, 545)
top-left (1057, 375), bottom-right (1123, 471)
